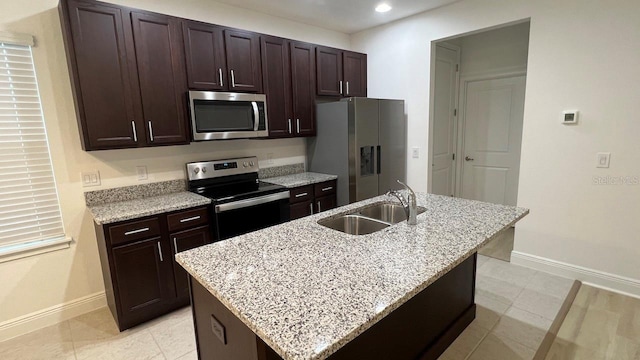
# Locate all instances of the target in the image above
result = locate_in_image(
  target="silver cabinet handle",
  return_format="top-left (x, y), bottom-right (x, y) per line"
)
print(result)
top-left (465, 156), bottom-right (475, 161)
top-left (218, 68), bottom-right (223, 87)
top-left (295, 192), bottom-right (308, 198)
top-left (148, 121), bottom-right (154, 142)
top-left (321, 187), bottom-right (333, 192)
top-left (131, 121), bottom-right (138, 142)
top-left (309, 202), bottom-right (314, 215)
top-left (251, 101), bottom-right (259, 131)
top-left (346, 81), bottom-right (349, 95)
top-left (288, 119), bottom-right (292, 134)
top-left (180, 215), bottom-right (201, 223)
top-left (296, 119), bottom-right (300, 134)
top-left (124, 227), bottom-right (149, 236)
top-left (157, 242), bottom-right (164, 262)
top-left (339, 80), bottom-right (343, 95)
top-left (317, 201), bottom-right (321, 212)
top-left (173, 237), bottom-right (178, 255)
top-left (230, 69), bottom-right (236, 88)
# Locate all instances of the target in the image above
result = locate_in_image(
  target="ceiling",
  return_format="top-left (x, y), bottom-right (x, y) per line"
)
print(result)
top-left (212, 0), bottom-right (462, 34)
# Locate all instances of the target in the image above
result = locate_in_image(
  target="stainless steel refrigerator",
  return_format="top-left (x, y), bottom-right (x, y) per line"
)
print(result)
top-left (308, 97), bottom-right (406, 206)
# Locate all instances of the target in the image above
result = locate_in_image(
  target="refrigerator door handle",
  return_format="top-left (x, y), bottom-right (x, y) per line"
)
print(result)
top-left (377, 145), bottom-right (381, 174)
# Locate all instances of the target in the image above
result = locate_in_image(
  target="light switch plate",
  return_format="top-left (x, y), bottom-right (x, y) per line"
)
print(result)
top-left (136, 166), bottom-right (148, 180)
top-left (412, 147), bottom-right (420, 159)
top-left (81, 170), bottom-right (101, 187)
top-left (596, 152), bottom-right (610, 168)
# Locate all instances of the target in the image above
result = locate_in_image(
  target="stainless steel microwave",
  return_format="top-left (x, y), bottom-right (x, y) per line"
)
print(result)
top-left (188, 91), bottom-right (268, 141)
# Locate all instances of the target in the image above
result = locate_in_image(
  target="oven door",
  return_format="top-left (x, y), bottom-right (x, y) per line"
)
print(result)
top-left (214, 192), bottom-right (290, 240)
top-left (189, 91), bottom-right (268, 141)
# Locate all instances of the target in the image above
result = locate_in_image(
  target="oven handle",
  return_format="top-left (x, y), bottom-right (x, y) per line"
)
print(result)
top-left (251, 101), bottom-right (260, 131)
top-left (215, 191), bottom-right (290, 213)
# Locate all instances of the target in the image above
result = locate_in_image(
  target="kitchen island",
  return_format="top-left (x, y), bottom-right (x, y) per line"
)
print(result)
top-left (176, 193), bottom-right (528, 360)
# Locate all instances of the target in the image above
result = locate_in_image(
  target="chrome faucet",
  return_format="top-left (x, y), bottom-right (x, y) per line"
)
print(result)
top-left (386, 180), bottom-right (418, 225)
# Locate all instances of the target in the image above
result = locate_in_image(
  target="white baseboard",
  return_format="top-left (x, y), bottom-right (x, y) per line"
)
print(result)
top-left (511, 251), bottom-right (640, 299)
top-left (0, 291), bottom-right (106, 342)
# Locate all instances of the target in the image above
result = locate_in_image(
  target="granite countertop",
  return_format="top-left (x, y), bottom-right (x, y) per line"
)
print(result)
top-left (88, 192), bottom-right (211, 225)
top-left (176, 193), bottom-right (529, 360)
top-left (262, 172), bottom-right (338, 188)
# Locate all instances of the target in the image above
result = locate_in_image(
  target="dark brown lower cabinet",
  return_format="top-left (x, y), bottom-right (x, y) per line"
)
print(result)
top-left (95, 206), bottom-right (213, 331)
top-left (290, 200), bottom-right (313, 220)
top-left (288, 180), bottom-right (337, 220)
top-left (170, 226), bottom-right (212, 303)
top-left (190, 254), bottom-right (477, 360)
top-left (315, 195), bottom-right (336, 214)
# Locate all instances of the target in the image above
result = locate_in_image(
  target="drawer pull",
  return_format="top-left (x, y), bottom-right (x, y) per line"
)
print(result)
top-left (309, 202), bottom-right (314, 215)
top-left (124, 227), bottom-right (149, 236)
top-left (179, 216), bottom-right (201, 223)
top-left (295, 192), bottom-right (308, 198)
top-left (157, 242), bottom-right (164, 262)
top-left (321, 187), bottom-right (333, 192)
top-left (173, 237), bottom-right (178, 255)
top-left (317, 201), bottom-right (321, 212)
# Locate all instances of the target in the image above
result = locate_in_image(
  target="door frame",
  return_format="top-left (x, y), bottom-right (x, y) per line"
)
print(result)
top-left (427, 41), bottom-right (460, 195)
top-left (454, 67), bottom-right (527, 197)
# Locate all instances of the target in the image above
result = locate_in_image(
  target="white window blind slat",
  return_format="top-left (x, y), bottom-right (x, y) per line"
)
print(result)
top-left (0, 41), bottom-right (65, 249)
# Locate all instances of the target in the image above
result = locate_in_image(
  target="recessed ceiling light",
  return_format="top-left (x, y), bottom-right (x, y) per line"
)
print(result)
top-left (375, 3), bottom-right (392, 13)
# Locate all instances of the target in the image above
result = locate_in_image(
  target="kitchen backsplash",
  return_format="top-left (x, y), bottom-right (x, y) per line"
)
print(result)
top-left (84, 179), bottom-right (186, 207)
top-left (259, 163), bottom-right (305, 179)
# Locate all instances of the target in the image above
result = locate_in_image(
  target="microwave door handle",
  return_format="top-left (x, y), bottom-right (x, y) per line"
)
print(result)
top-left (251, 101), bottom-right (259, 131)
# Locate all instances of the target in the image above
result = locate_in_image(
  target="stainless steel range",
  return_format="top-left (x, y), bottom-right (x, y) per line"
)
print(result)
top-left (186, 157), bottom-right (290, 240)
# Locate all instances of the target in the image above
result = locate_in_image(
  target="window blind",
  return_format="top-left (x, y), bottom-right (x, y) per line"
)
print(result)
top-left (0, 41), bottom-right (65, 248)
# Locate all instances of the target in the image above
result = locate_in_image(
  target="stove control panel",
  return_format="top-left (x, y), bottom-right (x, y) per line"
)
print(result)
top-left (187, 156), bottom-right (259, 181)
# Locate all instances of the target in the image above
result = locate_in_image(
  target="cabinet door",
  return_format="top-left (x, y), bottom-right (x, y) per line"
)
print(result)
top-left (224, 29), bottom-right (263, 93)
top-left (111, 237), bottom-right (174, 322)
top-left (182, 21), bottom-right (227, 90)
top-left (170, 226), bottom-right (212, 302)
top-left (315, 46), bottom-right (343, 97)
top-left (131, 12), bottom-right (189, 145)
top-left (290, 200), bottom-right (313, 220)
top-left (290, 42), bottom-right (316, 136)
top-left (315, 195), bottom-right (337, 214)
top-left (62, 0), bottom-right (141, 150)
top-left (343, 51), bottom-right (367, 97)
top-left (261, 36), bottom-right (293, 138)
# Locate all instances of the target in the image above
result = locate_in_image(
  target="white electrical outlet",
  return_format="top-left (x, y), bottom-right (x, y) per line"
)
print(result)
top-left (412, 147), bottom-right (420, 159)
top-left (265, 153), bottom-right (274, 165)
top-left (136, 165), bottom-right (148, 180)
top-left (81, 170), bottom-right (101, 187)
top-left (596, 153), bottom-right (610, 168)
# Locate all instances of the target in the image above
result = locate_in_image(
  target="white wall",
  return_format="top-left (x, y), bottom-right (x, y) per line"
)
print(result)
top-left (0, 0), bottom-right (350, 338)
top-left (352, 0), bottom-right (640, 293)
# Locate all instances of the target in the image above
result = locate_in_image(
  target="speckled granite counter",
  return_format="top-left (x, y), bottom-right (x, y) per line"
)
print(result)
top-left (88, 192), bottom-right (211, 225)
top-left (263, 172), bottom-right (338, 188)
top-left (176, 193), bottom-right (528, 360)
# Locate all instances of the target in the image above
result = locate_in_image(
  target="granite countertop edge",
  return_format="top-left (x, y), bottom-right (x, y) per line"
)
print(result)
top-left (262, 172), bottom-right (338, 189)
top-left (176, 194), bottom-right (529, 360)
top-left (88, 192), bottom-right (212, 225)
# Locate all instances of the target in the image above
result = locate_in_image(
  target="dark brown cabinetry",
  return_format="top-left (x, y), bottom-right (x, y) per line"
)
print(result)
top-left (95, 206), bottom-right (213, 331)
top-left (316, 46), bottom-right (367, 98)
top-left (183, 21), bottom-right (262, 93)
top-left (288, 180), bottom-right (337, 220)
top-left (60, 0), bottom-right (189, 150)
top-left (261, 37), bottom-right (316, 138)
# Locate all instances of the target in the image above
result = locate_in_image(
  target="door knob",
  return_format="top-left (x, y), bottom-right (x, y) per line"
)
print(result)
top-left (465, 156), bottom-right (474, 161)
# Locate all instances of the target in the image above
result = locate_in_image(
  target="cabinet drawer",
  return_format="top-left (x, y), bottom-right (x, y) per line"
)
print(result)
top-left (290, 200), bottom-right (313, 220)
top-left (314, 180), bottom-right (336, 197)
top-left (108, 217), bottom-right (161, 246)
top-left (167, 207), bottom-right (209, 232)
top-left (289, 185), bottom-right (313, 204)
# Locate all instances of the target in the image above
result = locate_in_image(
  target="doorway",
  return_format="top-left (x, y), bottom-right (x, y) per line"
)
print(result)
top-left (428, 21), bottom-right (530, 261)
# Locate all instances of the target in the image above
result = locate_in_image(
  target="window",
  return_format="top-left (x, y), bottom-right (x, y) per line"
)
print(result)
top-left (0, 33), bottom-right (68, 260)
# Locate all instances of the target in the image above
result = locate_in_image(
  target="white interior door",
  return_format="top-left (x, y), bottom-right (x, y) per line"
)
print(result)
top-left (431, 45), bottom-right (459, 196)
top-left (460, 75), bottom-right (525, 206)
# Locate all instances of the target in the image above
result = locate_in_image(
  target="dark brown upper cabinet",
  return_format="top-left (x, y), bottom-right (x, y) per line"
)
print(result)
top-left (316, 46), bottom-right (367, 98)
top-left (224, 29), bottom-right (263, 93)
top-left (261, 36), bottom-right (292, 138)
top-left (60, 0), bottom-right (189, 150)
top-left (290, 41), bottom-right (316, 136)
top-left (182, 21), bottom-right (227, 90)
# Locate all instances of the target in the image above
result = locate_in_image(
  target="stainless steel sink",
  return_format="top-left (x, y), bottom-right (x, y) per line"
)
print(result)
top-left (317, 214), bottom-right (391, 235)
top-left (357, 203), bottom-right (426, 224)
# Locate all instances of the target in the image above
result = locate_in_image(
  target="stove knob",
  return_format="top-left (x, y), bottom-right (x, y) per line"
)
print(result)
top-left (201, 167), bottom-right (207, 173)
top-left (243, 162), bottom-right (249, 168)
top-left (249, 161), bottom-right (255, 167)
top-left (194, 167), bottom-right (200, 174)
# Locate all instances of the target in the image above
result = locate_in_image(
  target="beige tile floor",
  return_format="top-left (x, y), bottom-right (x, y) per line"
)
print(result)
top-left (478, 227), bottom-right (514, 262)
top-left (0, 255), bottom-right (575, 360)
top-left (545, 285), bottom-right (640, 360)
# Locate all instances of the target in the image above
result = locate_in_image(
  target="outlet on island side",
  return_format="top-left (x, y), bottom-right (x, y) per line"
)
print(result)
top-left (136, 165), bottom-right (148, 180)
